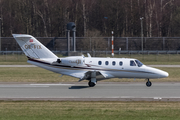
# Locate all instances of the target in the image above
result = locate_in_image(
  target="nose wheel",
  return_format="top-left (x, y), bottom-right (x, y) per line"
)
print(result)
top-left (146, 79), bottom-right (152, 87)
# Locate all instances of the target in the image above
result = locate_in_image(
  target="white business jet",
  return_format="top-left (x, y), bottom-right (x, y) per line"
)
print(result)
top-left (13, 34), bottom-right (169, 87)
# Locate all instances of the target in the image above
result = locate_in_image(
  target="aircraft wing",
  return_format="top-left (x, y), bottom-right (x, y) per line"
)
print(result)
top-left (68, 71), bottom-right (87, 80)
top-left (99, 71), bottom-right (115, 78)
top-left (75, 71), bottom-right (115, 82)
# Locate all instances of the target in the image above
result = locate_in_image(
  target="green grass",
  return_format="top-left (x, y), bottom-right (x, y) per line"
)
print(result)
top-left (1, 54), bottom-right (180, 65)
top-left (0, 54), bottom-right (179, 83)
top-left (0, 54), bottom-right (63, 65)
top-left (0, 54), bottom-right (27, 63)
top-left (0, 101), bottom-right (180, 120)
top-left (0, 67), bottom-right (77, 83)
top-left (0, 67), bottom-right (178, 83)
top-left (113, 54), bottom-right (180, 65)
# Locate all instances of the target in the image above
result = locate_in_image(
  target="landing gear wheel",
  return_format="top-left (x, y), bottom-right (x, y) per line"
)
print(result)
top-left (146, 81), bottom-right (152, 87)
top-left (88, 81), bottom-right (96, 87)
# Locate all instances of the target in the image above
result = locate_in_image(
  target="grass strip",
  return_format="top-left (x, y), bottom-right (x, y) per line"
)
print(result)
top-left (1, 54), bottom-right (180, 65)
top-left (0, 101), bottom-right (180, 120)
top-left (0, 67), bottom-right (178, 83)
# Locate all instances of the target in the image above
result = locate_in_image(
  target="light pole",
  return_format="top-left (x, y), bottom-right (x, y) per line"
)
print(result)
top-left (140, 17), bottom-right (144, 51)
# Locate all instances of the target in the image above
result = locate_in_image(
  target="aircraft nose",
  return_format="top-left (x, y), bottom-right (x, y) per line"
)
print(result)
top-left (159, 70), bottom-right (169, 78)
top-left (146, 66), bottom-right (169, 78)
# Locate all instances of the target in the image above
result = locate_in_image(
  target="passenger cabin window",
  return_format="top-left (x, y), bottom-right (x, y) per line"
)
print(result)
top-left (135, 60), bottom-right (143, 67)
top-left (98, 61), bottom-right (102, 65)
top-left (105, 61), bottom-right (109, 65)
top-left (119, 61), bottom-right (123, 66)
top-left (112, 61), bottom-right (116, 66)
top-left (130, 60), bottom-right (136, 66)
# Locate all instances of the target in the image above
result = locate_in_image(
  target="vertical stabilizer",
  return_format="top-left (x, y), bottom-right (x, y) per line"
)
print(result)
top-left (13, 34), bottom-right (58, 59)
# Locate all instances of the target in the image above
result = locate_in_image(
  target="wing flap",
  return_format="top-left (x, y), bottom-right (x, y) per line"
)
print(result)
top-left (99, 71), bottom-right (115, 78)
top-left (64, 70), bottom-right (115, 82)
top-left (78, 71), bottom-right (115, 82)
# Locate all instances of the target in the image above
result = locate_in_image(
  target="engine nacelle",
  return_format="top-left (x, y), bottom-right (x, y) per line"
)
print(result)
top-left (57, 56), bottom-right (84, 67)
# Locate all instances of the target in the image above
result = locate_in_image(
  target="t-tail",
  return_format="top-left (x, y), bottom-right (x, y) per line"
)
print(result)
top-left (13, 34), bottom-right (58, 60)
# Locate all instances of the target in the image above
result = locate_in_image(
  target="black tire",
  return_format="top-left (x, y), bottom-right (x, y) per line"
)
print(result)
top-left (146, 81), bottom-right (152, 87)
top-left (88, 81), bottom-right (96, 87)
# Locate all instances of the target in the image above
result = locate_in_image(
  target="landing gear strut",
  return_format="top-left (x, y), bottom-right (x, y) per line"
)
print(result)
top-left (146, 79), bottom-right (152, 87)
top-left (88, 71), bottom-right (96, 87)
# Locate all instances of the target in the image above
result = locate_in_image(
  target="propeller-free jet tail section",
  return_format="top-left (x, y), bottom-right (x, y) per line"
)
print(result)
top-left (13, 34), bottom-right (58, 59)
top-left (13, 34), bottom-right (169, 87)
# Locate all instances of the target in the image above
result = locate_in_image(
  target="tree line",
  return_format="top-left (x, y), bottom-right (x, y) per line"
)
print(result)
top-left (0, 0), bottom-right (180, 37)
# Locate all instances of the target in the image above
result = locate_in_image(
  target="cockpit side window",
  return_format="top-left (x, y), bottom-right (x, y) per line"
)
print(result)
top-left (135, 60), bottom-right (143, 67)
top-left (130, 60), bottom-right (136, 66)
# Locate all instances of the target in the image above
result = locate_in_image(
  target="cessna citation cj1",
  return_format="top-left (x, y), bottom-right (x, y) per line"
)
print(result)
top-left (13, 34), bottom-right (169, 87)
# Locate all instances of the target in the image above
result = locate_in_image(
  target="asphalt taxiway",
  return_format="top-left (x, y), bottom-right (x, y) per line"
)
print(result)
top-left (0, 82), bottom-right (180, 101)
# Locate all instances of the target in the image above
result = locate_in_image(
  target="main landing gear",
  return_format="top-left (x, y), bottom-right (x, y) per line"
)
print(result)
top-left (88, 71), bottom-right (96, 87)
top-left (88, 81), bottom-right (96, 87)
top-left (146, 79), bottom-right (152, 87)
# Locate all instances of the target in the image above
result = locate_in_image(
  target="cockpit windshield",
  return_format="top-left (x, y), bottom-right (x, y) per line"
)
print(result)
top-left (135, 60), bottom-right (143, 67)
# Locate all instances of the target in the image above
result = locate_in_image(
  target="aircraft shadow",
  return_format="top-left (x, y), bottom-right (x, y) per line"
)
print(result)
top-left (69, 86), bottom-right (89, 89)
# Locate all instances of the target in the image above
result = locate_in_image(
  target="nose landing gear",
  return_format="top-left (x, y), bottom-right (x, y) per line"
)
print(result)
top-left (146, 79), bottom-right (152, 87)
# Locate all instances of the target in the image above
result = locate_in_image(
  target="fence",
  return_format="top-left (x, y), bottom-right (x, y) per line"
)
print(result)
top-left (1, 37), bottom-right (180, 55)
